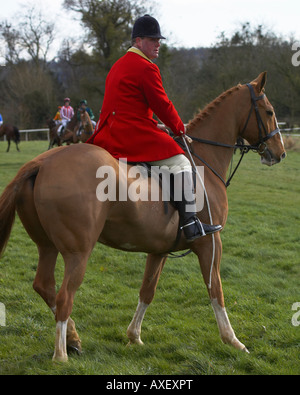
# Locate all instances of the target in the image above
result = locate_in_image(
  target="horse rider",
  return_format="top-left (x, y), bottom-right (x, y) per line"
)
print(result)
top-left (77, 100), bottom-right (97, 134)
top-left (86, 15), bottom-right (222, 242)
top-left (53, 106), bottom-right (62, 126)
top-left (0, 113), bottom-right (3, 126)
top-left (59, 98), bottom-right (74, 135)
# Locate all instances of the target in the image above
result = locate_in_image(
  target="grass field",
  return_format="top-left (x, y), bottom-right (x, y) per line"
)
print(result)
top-left (0, 141), bottom-right (299, 375)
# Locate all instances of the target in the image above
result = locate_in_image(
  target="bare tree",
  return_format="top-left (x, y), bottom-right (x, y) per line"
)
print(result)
top-left (0, 22), bottom-right (22, 64)
top-left (0, 4), bottom-right (55, 66)
top-left (18, 5), bottom-right (55, 66)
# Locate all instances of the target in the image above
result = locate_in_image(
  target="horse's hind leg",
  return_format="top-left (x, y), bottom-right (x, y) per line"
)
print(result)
top-left (17, 177), bottom-right (81, 357)
top-left (53, 251), bottom-right (90, 362)
top-left (127, 254), bottom-right (167, 345)
top-left (192, 234), bottom-right (249, 352)
top-left (33, 245), bottom-right (58, 312)
top-left (34, 247), bottom-right (81, 353)
top-left (17, 176), bottom-right (57, 311)
top-left (6, 140), bottom-right (10, 152)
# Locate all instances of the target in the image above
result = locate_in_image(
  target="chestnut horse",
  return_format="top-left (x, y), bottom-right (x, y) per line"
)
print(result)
top-left (0, 72), bottom-right (286, 362)
top-left (0, 124), bottom-right (20, 152)
top-left (73, 110), bottom-right (94, 143)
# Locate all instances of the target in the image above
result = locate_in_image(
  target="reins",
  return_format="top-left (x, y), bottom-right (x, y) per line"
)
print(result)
top-left (176, 136), bottom-right (251, 188)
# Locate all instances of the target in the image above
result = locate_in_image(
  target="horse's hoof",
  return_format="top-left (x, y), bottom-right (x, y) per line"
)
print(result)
top-left (126, 338), bottom-right (144, 347)
top-left (67, 342), bottom-right (82, 356)
top-left (67, 345), bottom-right (82, 355)
top-left (52, 353), bottom-right (68, 363)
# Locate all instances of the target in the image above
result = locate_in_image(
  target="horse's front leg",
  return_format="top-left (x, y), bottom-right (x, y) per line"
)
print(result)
top-left (126, 300), bottom-right (148, 345)
top-left (192, 234), bottom-right (249, 352)
top-left (127, 254), bottom-right (167, 345)
top-left (6, 140), bottom-right (10, 152)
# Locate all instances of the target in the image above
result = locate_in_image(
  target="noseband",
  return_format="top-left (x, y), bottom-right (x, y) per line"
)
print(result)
top-left (181, 83), bottom-right (281, 187)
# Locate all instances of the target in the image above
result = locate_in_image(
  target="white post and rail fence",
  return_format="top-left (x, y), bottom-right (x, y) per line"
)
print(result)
top-left (19, 128), bottom-right (50, 141)
top-left (1, 128), bottom-right (50, 141)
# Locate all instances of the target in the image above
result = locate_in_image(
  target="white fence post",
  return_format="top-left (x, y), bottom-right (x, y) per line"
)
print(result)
top-left (18, 129), bottom-right (50, 141)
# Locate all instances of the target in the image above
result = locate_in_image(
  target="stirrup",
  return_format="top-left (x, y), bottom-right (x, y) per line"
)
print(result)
top-left (181, 217), bottom-right (222, 242)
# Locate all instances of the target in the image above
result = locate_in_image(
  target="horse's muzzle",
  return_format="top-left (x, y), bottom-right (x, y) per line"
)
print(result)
top-left (260, 148), bottom-right (286, 166)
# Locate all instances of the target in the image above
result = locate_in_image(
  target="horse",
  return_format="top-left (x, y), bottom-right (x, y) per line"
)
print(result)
top-left (47, 112), bottom-right (80, 149)
top-left (73, 109), bottom-right (95, 144)
top-left (0, 124), bottom-right (20, 152)
top-left (0, 72), bottom-right (286, 362)
top-left (47, 119), bottom-right (61, 149)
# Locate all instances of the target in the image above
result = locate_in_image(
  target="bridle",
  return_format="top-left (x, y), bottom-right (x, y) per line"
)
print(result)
top-left (240, 83), bottom-right (281, 154)
top-left (182, 83), bottom-right (281, 187)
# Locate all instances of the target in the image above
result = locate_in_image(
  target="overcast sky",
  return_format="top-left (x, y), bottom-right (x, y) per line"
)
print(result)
top-left (1, 0), bottom-right (299, 58)
top-left (159, 0), bottom-right (300, 47)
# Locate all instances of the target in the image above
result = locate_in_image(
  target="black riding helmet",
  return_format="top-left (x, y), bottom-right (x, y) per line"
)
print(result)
top-left (132, 15), bottom-right (166, 40)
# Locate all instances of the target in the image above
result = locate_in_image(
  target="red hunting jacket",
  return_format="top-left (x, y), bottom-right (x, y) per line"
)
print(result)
top-left (86, 48), bottom-right (185, 162)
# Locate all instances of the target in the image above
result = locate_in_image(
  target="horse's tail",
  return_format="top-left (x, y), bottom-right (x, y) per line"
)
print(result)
top-left (13, 126), bottom-right (20, 143)
top-left (0, 160), bottom-right (41, 257)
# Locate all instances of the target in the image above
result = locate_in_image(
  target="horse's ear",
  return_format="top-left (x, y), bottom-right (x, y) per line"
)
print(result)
top-left (252, 71), bottom-right (267, 93)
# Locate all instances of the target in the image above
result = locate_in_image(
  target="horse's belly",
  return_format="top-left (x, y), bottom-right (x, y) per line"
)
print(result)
top-left (98, 200), bottom-right (180, 253)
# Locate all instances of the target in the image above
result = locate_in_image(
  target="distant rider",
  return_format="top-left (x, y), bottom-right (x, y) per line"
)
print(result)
top-left (77, 100), bottom-right (96, 133)
top-left (59, 98), bottom-right (74, 134)
top-left (53, 106), bottom-right (62, 126)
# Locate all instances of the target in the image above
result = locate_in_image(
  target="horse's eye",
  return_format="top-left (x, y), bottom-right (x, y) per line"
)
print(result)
top-left (266, 110), bottom-right (273, 116)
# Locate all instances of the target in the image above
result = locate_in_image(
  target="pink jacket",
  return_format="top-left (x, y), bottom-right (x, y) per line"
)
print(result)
top-left (60, 105), bottom-right (74, 121)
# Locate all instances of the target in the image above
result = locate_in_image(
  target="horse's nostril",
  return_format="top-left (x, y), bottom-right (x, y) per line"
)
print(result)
top-left (281, 152), bottom-right (286, 160)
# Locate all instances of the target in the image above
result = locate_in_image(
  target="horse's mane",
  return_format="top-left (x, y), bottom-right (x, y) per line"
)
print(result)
top-left (187, 84), bottom-right (243, 131)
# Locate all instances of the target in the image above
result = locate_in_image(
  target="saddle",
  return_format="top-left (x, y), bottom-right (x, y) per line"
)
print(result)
top-left (128, 162), bottom-right (174, 210)
top-left (127, 161), bottom-right (196, 212)
top-left (127, 161), bottom-right (195, 257)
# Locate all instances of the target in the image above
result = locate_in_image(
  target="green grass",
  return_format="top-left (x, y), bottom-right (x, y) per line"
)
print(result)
top-left (0, 141), bottom-right (299, 375)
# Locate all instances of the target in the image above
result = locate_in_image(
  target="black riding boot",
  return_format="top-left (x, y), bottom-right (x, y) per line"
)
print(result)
top-left (174, 171), bottom-right (222, 242)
